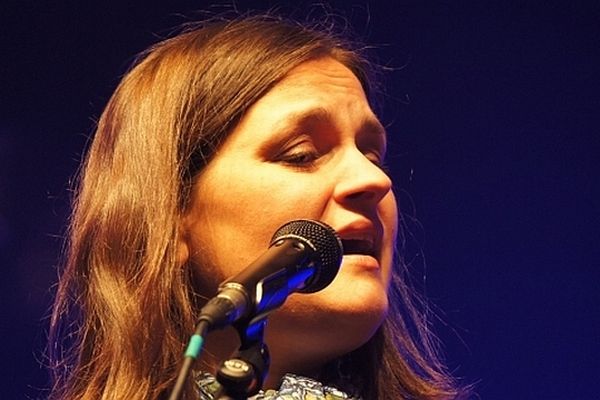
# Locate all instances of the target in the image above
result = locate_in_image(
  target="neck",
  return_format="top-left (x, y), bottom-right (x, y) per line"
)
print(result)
top-left (198, 325), bottom-right (325, 391)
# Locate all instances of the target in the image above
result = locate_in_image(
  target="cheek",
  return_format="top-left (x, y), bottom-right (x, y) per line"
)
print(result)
top-left (384, 191), bottom-right (399, 241)
top-left (209, 165), bottom-right (331, 229)
top-left (379, 191), bottom-right (399, 286)
top-left (186, 165), bottom-right (331, 290)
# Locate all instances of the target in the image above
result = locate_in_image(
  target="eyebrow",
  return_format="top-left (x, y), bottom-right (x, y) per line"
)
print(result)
top-left (273, 106), bottom-right (387, 141)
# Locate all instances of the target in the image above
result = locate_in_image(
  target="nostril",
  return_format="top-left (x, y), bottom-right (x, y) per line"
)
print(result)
top-left (345, 191), bottom-right (373, 200)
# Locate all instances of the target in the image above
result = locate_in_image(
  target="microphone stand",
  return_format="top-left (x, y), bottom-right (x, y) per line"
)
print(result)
top-left (214, 315), bottom-right (270, 400)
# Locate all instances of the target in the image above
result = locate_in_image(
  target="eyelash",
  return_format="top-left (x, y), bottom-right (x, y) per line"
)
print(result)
top-left (280, 151), bottom-right (390, 176)
top-left (376, 159), bottom-right (390, 173)
top-left (275, 137), bottom-right (387, 172)
top-left (365, 151), bottom-right (390, 173)
top-left (279, 150), bottom-right (320, 166)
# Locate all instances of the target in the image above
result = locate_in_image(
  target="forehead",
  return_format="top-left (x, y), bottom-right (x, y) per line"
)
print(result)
top-left (266, 57), bottom-right (367, 102)
top-left (241, 57), bottom-right (377, 131)
top-left (216, 57), bottom-right (383, 154)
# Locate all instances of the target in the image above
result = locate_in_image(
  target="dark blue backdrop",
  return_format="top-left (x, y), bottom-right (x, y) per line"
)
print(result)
top-left (2, 1), bottom-right (598, 398)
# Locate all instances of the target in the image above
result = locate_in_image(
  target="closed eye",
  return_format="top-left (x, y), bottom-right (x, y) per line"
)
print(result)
top-left (273, 134), bottom-right (322, 168)
top-left (365, 151), bottom-right (383, 167)
top-left (279, 150), bottom-right (321, 166)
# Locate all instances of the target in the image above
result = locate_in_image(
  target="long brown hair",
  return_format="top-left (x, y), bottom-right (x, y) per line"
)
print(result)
top-left (49, 14), bottom-right (467, 400)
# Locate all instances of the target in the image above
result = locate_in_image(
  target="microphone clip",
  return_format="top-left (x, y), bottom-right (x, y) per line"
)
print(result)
top-left (215, 315), bottom-right (270, 400)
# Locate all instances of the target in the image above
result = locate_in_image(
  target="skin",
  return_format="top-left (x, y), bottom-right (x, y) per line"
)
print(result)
top-left (179, 57), bottom-right (399, 388)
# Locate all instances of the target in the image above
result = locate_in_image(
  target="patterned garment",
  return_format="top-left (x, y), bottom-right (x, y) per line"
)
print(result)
top-left (196, 371), bottom-right (362, 400)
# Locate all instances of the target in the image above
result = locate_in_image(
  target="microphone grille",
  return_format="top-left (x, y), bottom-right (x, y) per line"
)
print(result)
top-left (270, 219), bottom-right (343, 293)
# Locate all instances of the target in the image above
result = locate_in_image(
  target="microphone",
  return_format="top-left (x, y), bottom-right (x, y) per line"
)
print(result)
top-left (198, 219), bottom-right (343, 329)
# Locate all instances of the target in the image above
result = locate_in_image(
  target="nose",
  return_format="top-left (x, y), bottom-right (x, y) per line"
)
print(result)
top-left (333, 149), bottom-right (393, 210)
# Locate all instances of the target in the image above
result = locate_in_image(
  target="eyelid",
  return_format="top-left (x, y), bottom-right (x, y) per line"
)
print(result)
top-left (362, 141), bottom-right (386, 165)
top-left (361, 148), bottom-right (390, 176)
top-left (366, 152), bottom-right (383, 166)
top-left (357, 123), bottom-right (387, 164)
top-left (272, 135), bottom-right (321, 166)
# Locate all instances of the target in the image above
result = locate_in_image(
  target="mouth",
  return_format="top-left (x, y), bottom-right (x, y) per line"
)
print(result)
top-left (341, 238), bottom-right (376, 258)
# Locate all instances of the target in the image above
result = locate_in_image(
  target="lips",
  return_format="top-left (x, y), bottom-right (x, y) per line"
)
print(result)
top-left (335, 222), bottom-right (382, 259)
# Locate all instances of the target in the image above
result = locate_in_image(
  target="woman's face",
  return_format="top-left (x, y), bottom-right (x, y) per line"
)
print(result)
top-left (181, 57), bottom-right (398, 374)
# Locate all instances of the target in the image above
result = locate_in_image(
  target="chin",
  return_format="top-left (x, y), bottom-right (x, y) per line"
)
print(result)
top-left (262, 255), bottom-right (391, 373)
top-left (268, 279), bottom-right (388, 353)
top-left (322, 267), bottom-right (390, 321)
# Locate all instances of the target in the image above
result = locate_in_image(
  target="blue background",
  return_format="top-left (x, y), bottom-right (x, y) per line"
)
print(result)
top-left (1, 1), bottom-right (598, 398)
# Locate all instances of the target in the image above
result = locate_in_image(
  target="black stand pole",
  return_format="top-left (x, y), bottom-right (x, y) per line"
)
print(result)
top-left (215, 316), bottom-right (270, 400)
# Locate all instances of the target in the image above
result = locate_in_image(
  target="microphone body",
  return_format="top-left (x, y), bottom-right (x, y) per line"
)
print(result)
top-left (198, 219), bottom-right (343, 329)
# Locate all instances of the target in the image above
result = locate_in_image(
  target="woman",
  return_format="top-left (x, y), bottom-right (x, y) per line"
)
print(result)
top-left (49, 14), bottom-right (466, 400)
